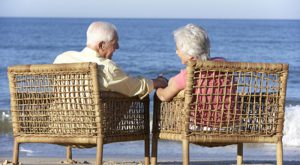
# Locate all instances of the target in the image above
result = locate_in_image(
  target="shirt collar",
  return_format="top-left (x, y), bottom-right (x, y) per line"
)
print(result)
top-left (81, 47), bottom-right (103, 58)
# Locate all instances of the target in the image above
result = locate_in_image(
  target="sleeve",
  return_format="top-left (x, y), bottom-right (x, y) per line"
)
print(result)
top-left (53, 51), bottom-right (78, 64)
top-left (105, 64), bottom-right (154, 99)
top-left (172, 69), bottom-right (187, 91)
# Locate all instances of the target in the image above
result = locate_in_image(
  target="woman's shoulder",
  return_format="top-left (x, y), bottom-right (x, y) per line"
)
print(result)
top-left (171, 69), bottom-right (186, 81)
top-left (180, 69), bottom-right (187, 74)
top-left (210, 57), bottom-right (226, 61)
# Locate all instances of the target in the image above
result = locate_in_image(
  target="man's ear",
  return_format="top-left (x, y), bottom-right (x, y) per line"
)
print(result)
top-left (98, 41), bottom-right (105, 50)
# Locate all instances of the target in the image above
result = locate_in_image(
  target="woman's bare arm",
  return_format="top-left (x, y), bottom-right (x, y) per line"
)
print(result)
top-left (156, 78), bottom-right (182, 101)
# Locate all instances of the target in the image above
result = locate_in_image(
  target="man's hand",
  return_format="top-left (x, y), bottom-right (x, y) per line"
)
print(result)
top-left (152, 75), bottom-right (168, 89)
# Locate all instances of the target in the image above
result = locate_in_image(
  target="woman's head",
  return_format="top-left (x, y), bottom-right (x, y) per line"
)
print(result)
top-left (174, 24), bottom-right (210, 64)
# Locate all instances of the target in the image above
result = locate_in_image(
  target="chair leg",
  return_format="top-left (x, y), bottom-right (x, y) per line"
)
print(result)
top-left (182, 139), bottom-right (189, 165)
top-left (144, 135), bottom-right (150, 165)
top-left (96, 137), bottom-right (104, 165)
top-left (276, 140), bottom-right (283, 165)
top-left (237, 143), bottom-right (243, 165)
top-left (151, 134), bottom-right (158, 165)
top-left (12, 140), bottom-right (19, 164)
top-left (66, 146), bottom-right (72, 162)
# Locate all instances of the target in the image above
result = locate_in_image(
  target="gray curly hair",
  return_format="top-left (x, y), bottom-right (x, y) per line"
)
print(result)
top-left (173, 24), bottom-right (210, 61)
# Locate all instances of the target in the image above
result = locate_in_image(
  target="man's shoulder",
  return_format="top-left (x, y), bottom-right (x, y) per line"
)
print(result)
top-left (54, 50), bottom-right (81, 63)
top-left (58, 50), bottom-right (80, 57)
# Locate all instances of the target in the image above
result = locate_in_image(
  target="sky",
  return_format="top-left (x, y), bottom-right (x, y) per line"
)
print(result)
top-left (0, 0), bottom-right (299, 19)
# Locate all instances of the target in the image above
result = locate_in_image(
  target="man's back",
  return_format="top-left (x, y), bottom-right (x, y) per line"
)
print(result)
top-left (54, 47), bottom-right (154, 99)
top-left (53, 21), bottom-right (167, 99)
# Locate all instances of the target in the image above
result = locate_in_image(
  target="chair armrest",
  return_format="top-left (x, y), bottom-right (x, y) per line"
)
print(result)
top-left (172, 90), bottom-right (185, 100)
top-left (153, 91), bottom-right (185, 133)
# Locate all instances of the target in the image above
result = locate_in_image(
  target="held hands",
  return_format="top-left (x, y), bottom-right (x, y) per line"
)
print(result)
top-left (152, 74), bottom-right (168, 89)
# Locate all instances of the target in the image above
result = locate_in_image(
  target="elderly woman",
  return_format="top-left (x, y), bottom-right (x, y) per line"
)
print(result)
top-left (156, 24), bottom-right (225, 101)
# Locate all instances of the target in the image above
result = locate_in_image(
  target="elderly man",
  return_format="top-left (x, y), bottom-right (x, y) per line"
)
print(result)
top-left (54, 21), bottom-right (167, 98)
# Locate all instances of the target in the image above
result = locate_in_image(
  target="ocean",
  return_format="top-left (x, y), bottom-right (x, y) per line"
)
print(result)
top-left (0, 18), bottom-right (299, 162)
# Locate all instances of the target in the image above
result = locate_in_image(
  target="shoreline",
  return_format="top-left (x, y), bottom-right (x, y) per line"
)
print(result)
top-left (1, 157), bottom-right (300, 165)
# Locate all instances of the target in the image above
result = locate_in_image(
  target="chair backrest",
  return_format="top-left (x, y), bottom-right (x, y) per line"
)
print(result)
top-left (185, 60), bottom-right (289, 137)
top-left (8, 62), bottom-right (101, 137)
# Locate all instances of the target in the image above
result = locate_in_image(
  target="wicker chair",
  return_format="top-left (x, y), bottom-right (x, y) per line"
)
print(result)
top-left (8, 62), bottom-right (150, 165)
top-left (151, 60), bottom-right (288, 165)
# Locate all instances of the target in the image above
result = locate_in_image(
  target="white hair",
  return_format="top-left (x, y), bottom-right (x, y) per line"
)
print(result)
top-left (86, 21), bottom-right (117, 47)
top-left (174, 24), bottom-right (210, 61)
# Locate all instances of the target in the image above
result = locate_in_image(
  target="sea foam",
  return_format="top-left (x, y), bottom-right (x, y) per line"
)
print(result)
top-left (283, 105), bottom-right (300, 146)
top-left (20, 146), bottom-right (34, 156)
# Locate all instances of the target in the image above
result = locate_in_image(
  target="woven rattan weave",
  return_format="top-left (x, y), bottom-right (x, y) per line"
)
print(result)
top-left (8, 62), bottom-right (150, 165)
top-left (151, 60), bottom-right (288, 165)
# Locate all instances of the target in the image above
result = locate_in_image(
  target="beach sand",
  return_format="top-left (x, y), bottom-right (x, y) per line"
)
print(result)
top-left (1, 157), bottom-right (300, 165)
top-left (0, 157), bottom-right (143, 165)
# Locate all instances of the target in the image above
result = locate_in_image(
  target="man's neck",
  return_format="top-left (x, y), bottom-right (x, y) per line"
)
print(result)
top-left (85, 46), bottom-right (105, 58)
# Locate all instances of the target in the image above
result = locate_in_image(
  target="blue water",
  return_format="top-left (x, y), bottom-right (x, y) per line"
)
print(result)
top-left (0, 18), bottom-right (300, 161)
top-left (1, 18), bottom-right (300, 109)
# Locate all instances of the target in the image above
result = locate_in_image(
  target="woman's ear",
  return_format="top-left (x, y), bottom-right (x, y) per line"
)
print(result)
top-left (190, 56), bottom-right (198, 60)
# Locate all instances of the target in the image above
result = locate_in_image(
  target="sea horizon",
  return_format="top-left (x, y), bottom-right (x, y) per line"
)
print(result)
top-left (1, 16), bottom-right (300, 21)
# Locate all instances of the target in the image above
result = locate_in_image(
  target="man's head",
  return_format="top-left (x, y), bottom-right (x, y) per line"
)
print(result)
top-left (174, 24), bottom-right (210, 64)
top-left (86, 22), bottom-right (119, 59)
